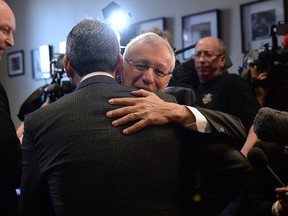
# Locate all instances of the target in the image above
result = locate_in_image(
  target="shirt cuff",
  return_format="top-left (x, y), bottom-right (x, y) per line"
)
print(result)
top-left (272, 201), bottom-right (280, 216)
top-left (185, 106), bottom-right (211, 133)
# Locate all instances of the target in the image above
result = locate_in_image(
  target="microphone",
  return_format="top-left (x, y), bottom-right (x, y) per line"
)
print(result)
top-left (174, 44), bottom-right (196, 55)
top-left (248, 147), bottom-right (285, 187)
top-left (253, 107), bottom-right (288, 145)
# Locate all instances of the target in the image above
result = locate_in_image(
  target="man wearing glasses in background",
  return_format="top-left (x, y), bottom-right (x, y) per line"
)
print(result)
top-left (193, 37), bottom-right (260, 133)
top-left (192, 37), bottom-right (262, 161)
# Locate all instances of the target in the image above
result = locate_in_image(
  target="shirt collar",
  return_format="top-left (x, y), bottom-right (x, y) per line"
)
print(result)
top-left (80, 72), bottom-right (114, 83)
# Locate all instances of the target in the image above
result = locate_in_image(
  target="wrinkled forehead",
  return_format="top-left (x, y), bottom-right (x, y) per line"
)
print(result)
top-left (195, 39), bottom-right (219, 52)
top-left (130, 42), bottom-right (172, 61)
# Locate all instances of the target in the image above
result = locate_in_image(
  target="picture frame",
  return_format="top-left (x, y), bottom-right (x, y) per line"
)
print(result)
top-left (31, 45), bottom-right (53, 80)
top-left (240, 0), bottom-right (285, 53)
top-left (120, 17), bottom-right (167, 48)
top-left (7, 50), bottom-right (25, 77)
top-left (181, 9), bottom-right (220, 60)
top-left (134, 17), bottom-right (166, 36)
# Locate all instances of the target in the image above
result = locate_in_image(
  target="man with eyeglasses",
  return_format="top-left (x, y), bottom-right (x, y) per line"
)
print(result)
top-left (119, 33), bottom-right (175, 93)
top-left (107, 33), bottom-right (253, 216)
top-left (193, 37), bottom-right (260, 133)
top-left (192, 37), bottom-right (262, 163)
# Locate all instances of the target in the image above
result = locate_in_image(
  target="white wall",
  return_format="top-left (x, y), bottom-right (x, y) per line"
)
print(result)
top-left (0, 0), bottom-right (281, 127)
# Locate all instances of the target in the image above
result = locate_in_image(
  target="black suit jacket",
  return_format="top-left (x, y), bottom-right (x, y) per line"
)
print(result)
top-left (20, 76), bottom-right (248, 216)
top-left (165, 86), bottom-right (252, 216)
top-left (0, 82), bottom-right (21, 216)
top-left (165, 86), bottom-right (247, 148)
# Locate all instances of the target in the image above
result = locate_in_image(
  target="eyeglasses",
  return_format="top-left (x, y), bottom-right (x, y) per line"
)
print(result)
top-left (125, 59), bottom-right (172, 77)
top-left (193, 51), bottom-right (223, 60)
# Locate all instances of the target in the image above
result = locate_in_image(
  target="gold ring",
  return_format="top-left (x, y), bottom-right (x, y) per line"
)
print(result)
top-left (133, 112), bottom-right (139, 120)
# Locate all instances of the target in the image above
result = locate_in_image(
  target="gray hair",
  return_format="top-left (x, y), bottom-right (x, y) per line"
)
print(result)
top-left (123, 32), bottom-right (176, 71)
top-left (65, 18), bottom-right (120, 76)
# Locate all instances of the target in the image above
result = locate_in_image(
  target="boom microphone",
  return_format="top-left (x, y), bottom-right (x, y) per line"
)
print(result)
top-left (174, 44), bottom-right (196, 55)
top-left (248, 147), bottom-right (285, 187)
top-left (253, 107), bottom-right (288, 144)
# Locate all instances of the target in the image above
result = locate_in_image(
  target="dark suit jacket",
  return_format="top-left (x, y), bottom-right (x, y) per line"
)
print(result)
top-left (165, 86), bottom-right (247, 148)
top-left (165, 86), bottom-right (252, 216)
top-left (0, 82), bottom-right (21, 216)
top-left (19, 76), bottom-right (249, 216)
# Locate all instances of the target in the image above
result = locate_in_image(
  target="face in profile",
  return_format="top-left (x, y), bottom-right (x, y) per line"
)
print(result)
top-left (0, 2), bottom-right (16, 60)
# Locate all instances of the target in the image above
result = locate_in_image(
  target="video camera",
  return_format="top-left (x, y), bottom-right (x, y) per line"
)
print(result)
top-left (251, 22), bottom-right (288, 77)
top-left (46, 53), bottom-right (75, 101)
top-left (17, 53), bottom-right (75, 121)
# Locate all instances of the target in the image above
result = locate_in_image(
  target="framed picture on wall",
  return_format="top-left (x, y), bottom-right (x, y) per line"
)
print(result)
top-left (240, 0), bottom-right (285, 53)
top-left (31, 45), bottom-right (53, 80)
top-left (120, 17), bottom-right (167, 48)
top-left (134, 17), bottom-right (166, 36)
top-left (7, 50), bottom-right (25, 77)
top-left (181, 9), bottom-right (220, 60)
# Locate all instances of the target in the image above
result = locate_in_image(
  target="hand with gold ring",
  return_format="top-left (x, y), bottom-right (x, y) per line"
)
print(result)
top-left (133, 112), bottom-right (139, 121)
top-left (106, 89), bottom-right (194, 134)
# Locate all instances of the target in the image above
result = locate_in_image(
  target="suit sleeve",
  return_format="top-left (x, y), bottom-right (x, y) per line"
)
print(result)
top-left (19, 125), bottom-right (39, 215)
top-left (197, 107), bottom-right (247, 148)
top-left (19, 119), bottom-right (54, 216)
top-left (162, 87), bottom-right (247, 147)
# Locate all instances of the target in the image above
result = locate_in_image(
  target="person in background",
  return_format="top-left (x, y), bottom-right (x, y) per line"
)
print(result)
top-left (240, 34), bottom-right (288, 157)
top-left (229, 107), bottom-right (288, 216)
top-left (145, 27), bottom-right (174, 50)
top-left (192, 37), bottom-right (261, 132)
top-left (174, 36), bottom-right (261, 164)
top-left (240, 64), bottom-right (268, 107)
top-left (106, 32), bottom-right (252, 216)
top-left (191, 37), bottom-right (261, 215)
top-left (234, 139), bottom-right (288, 216)
top-left (165, 36), bottom-right (260, 157)
top-left (20, 18), bottom-right (199, 216)
top-left (233, 141), bottom-right (288, 216)
top-left (0, 1), bottom-right (22, 215)
top-left (242, 34), bottom-right (288, 215)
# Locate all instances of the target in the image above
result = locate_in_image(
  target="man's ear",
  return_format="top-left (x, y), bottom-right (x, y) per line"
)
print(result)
top-left (220, 54), bottom-right (226, 69)
top-left (114, 54), bottom-right (124, 82)
top-left (63, 55), bottom-right (73, 78)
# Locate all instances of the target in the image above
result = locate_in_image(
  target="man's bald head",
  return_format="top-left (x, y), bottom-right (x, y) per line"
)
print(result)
top-left (0, 0), bottom-right (16, 60)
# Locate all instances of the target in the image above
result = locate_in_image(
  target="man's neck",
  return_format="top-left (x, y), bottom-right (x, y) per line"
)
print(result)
top-left (199, 70), bottom-right (223, 83)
